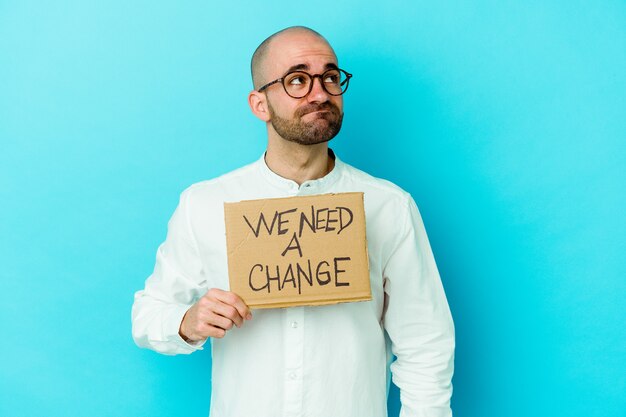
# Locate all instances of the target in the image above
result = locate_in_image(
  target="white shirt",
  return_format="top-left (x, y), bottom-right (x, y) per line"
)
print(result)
top-left (132, 151), bottom-right (455, 417)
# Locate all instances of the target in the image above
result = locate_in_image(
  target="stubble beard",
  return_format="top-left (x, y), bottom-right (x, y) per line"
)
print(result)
top-left (267, 100), bottom-right (344, 146)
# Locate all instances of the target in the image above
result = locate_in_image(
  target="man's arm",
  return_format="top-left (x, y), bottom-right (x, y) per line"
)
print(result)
top-left (131, 188), bottom-right (250, 355)
top-left (383, 195), bottom-right (455, 417)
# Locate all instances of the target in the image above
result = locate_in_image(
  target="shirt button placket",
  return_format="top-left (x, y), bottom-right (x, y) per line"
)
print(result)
top-left (297, 182), bottom-right (315, 196)
top-left (283, 306), bottom-right (304, 417)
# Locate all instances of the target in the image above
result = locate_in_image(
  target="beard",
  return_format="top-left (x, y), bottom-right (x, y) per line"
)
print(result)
top-left (267, 100), bottom-right (344, 146)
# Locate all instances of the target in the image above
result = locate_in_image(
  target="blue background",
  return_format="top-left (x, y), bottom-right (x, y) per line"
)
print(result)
top-left (1, 1), bottom-right (624, 416)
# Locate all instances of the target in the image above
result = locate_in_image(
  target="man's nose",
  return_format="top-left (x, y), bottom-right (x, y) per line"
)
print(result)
top-left (306, 76), bottom-right (330, 103)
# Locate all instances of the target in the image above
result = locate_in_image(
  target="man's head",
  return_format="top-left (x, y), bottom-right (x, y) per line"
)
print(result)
top-left (248, 26), bottom-right (347, 146)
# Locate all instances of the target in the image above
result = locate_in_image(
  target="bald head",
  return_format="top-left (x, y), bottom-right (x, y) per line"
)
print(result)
top-left (251, 26), bottom-right (333, 90)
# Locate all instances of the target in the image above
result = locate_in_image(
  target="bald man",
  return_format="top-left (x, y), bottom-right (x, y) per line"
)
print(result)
top-left (132, 26), bottom-right (455, 417)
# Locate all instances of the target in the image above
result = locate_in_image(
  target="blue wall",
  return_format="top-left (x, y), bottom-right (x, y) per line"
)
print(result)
top-left (1, 1), bottom-right (624, 416)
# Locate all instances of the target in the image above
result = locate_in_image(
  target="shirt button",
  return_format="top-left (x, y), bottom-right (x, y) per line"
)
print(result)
top-left (289, 372), bottom-right (297, 380)
top-left (291, 321), bottom-right (298, 328)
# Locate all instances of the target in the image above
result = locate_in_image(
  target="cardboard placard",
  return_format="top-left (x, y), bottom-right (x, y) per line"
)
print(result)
top-left (224, 192), bottom-right (371, 309)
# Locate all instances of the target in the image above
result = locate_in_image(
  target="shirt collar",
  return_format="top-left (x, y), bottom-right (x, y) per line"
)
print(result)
top-left (257, 148), bottom-right (343, 192)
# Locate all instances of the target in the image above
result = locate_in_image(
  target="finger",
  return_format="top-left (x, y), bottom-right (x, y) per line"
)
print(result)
top-left (212, 289), bottom-right (252, 321)
top-left (201, 288), bottom-right (246, 326)
top-left (200, 323), bottom-right (226, 339)
top-left (201, 291), bottom-right (245, 326)
top-left (205, 311), bottom-right (235, 331)
top-left (211, 300), bottom-right (244, 328)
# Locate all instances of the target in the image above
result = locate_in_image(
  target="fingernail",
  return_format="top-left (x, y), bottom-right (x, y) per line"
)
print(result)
top-left (246, 313), bottom-right (252, 320)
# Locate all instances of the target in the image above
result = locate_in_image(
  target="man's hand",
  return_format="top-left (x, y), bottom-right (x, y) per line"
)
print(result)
top-left (179, 288), bottom-right (252, 342)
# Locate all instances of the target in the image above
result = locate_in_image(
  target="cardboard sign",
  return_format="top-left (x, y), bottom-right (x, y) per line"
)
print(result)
top-left (224, 192), bottom-right (371, 309)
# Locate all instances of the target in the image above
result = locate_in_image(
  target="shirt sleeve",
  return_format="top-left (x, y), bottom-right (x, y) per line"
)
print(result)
top-left (382, 195), bottom-right (455, 417)
top-left (131, 188), bottom-right (209, 355)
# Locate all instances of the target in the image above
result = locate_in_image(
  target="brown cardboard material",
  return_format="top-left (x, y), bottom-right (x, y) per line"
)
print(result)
top-left (224, 192), bottom-right (371, 309)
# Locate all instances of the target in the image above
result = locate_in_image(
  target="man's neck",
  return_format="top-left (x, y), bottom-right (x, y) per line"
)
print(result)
top-left (265, 139), bottom-right (334, 186)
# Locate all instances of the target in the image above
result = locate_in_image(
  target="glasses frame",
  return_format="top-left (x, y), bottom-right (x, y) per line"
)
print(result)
top-left (257, 68), bottom-right (353, 99)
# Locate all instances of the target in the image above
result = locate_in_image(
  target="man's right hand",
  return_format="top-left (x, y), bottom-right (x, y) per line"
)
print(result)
top-left (179, 288), bottom-right (252, 342)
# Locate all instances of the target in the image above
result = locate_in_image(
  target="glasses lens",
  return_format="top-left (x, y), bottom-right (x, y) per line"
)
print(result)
top-left (284, 72), bottom-right (312, 98)
top-left (321, 69), bottom-right (346, 95)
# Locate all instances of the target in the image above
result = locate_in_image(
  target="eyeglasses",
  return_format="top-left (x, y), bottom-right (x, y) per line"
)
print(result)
top-left (257, 68), bottom-right (352, 99)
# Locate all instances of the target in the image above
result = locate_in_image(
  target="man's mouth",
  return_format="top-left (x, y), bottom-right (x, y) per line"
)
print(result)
top-left (302, 109), bottom-right (333, 120)
top-left (297, 103), bottom-right (338, 118)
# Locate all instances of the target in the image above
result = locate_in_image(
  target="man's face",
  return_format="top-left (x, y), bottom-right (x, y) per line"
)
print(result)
top-left (262, 32), bottom-right (344, 146)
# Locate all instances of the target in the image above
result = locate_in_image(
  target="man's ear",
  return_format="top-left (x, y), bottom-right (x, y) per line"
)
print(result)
top-left (248, 90), bottom-right (271, 122)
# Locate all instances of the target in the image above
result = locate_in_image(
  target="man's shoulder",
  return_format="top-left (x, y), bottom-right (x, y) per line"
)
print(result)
top-left (341, 161), bottom-right (411, 205)
top-left (181, 159), bottom-right (259, 199)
